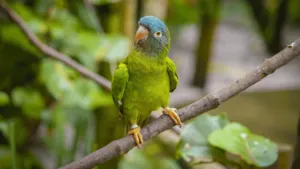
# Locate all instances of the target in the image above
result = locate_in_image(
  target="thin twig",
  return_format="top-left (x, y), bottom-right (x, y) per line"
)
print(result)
top-left (0, 2), bottom-right (111, 91)
top-left (59, 39), bottom-right (300, 169)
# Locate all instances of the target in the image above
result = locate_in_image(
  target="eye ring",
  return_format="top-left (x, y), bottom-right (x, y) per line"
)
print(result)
top-left (154, 31), bottom-right (162, 37)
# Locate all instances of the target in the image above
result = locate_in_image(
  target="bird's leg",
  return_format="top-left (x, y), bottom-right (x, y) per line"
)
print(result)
top-left (163, 107), bottom-right (183, 127)
top-left (128, 124), bottom-right (143, 148)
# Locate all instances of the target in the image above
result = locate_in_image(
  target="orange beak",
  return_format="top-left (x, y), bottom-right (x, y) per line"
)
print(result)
top-left (135, 25), bottom-right (149, 42)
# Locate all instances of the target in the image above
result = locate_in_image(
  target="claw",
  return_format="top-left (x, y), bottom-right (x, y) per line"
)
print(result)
top-left (128, 126), bottom-right (143, 148)
top-left (163, 107), bottom-right (183, 127)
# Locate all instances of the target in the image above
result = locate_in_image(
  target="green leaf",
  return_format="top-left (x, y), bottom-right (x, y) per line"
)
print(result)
top-left (49, 24), bottom-right (130, 70)
top-left (45, 8), bottom-right (130, 68)
top-left (11, 3), bottom-right (38, 21)
top-left (119, 148), bottom-right (181, 169)
top-left (12, 87), bottom-right (45, 119)
top-left (0, 121), bottom-right (9, 139)
top-left (0, 92), bottom-right (9, 106)
top-left (103, 36), bottom-right (130, 62)
top-left (208, 123), bottom-right (278, 167)
top-left (176, 113), bottom-right (229, 163)
top-left (91, 0), bottom-right (121, 5)
top-left (0, 25), bottom-right (41, 56)
top-left (0, 4), bottom-right (46, 56)
top-left (40, 59), bottom-right (113, 109)
top-left (11, 3), bottom-right (47, 35)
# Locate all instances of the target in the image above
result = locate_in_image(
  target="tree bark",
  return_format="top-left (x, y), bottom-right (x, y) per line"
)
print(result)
top-left (193, 0), bottom-right (220, 88)
top-left (246, 0), bottom-right (288, 54)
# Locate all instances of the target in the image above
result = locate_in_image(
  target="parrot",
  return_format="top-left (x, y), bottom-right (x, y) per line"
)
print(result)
top-left (112, 16), bottom-right (182, 148)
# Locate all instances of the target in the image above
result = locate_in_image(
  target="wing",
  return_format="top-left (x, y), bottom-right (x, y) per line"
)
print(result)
top-left (112, 61), bottom-right (129, 114)
top-left (166, 57), bottom-right (178, 92)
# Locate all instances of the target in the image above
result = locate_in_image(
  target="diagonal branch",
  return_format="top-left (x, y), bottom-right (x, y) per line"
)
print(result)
top-left (2, 2), bottom-right (300, 169)
top-left (0, 2), bottom-right (111, 91)
top-left (60, 40), bottom-right (300, 169)
top-left (0, 2), bottom-right (183, 135)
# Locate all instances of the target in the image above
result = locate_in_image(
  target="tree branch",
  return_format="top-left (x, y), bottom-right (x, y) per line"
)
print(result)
top-left (60, 40), bottom-right (300, 169)
top-left (0, 2), bottom-right (111, 91)
top-left (2, 2), bottom-right (300, 169)
top-left (0, 2), bottom-right (183, 136)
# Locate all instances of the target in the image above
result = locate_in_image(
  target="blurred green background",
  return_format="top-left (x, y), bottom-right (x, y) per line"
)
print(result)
top-left (0, 0), bottom-right (300, 169)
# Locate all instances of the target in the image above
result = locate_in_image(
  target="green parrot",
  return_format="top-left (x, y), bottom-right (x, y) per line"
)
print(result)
top-left (112, 16), bottom-right (182, 148)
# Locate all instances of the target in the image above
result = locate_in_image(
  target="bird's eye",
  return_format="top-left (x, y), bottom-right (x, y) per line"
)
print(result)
top-left (154, 31), bottom-right (162, 37)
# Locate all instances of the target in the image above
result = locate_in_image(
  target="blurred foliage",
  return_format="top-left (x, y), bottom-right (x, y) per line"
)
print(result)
top-left (167, 0), bottom-right (198, 25)
top-left (245, 0), bottom-right (288, 54)
top-left (177, 113), bottom-right (278, 168)
top-left (12, 87), bottom-right (45, 119)
top-left (209, 123), bottom-right (277, 167)
top-left (177, 113), bottom-right (228, 162)
top-left (0, 0), bottom-right (293, 168)
top-left (289, 0), bottom-right (300, 24)
top-left (0, 92), bottom-right (10, 106)
top-left (0, 0), bottom-right (129, 168)
top-left (119, 144), bottom-right (181, 169)
top-left (193, 0), bottom-right (220, 88)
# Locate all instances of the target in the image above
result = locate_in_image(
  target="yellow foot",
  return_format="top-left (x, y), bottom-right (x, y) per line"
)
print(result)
top-left (163, 107), bottom-right (183, 127)
top-left (128, 126), bottom-right (143, 148)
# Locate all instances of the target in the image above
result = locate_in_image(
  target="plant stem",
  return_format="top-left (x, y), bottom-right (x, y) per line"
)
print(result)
top-left (9, 120), bottom-right (17, 169)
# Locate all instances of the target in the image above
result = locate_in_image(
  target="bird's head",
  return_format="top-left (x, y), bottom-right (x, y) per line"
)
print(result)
top-left (135, 16), bottom-right (170, 57)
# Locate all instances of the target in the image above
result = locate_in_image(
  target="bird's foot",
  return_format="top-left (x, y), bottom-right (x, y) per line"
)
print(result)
top-left (128, 125), bottom-right (143, 148)
top-left (163, 107), bottom-right (183, 127)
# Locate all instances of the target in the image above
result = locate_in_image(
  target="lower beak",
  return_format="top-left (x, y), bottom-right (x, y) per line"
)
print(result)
top-left (135, 25), bottom-right (149, 42)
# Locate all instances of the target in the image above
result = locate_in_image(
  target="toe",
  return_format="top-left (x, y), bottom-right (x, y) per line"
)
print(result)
top-left (169, 113), bottom-right (178, 125)
top-left (173, 112), bottom-right (183, 127)
top-left (128, 127), bottom-right (143, 148)
top-left (133, 133), bottom-right (140, 148)
top-left (165, 107), bottom-right (183, 127)
top-left (138, 132), bottom-right (143, 144)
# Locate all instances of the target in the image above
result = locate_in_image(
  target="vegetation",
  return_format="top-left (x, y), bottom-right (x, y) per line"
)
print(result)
top-left (1, 0), bottom-right (300, 169)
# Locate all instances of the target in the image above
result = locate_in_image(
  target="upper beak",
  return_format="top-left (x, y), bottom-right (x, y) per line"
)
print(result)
top-left (135, 25), bottom-right (149, 42)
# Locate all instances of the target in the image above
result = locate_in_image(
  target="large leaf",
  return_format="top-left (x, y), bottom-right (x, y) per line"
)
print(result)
top-left (176, 113), bottom-right (229, 163)
top-left (49, 25), bottom-right (130, 70)
top-left (208, 123), bottom-right (278, 167)
top-left (46, 8), bottom-right (130, 70)
top-left (40, 59), bottom-right (112, 109)
top-left (0, 92), bottom-right (9, 106)
top-left (104, 36), bottom-right (131, 62)
top-left (0, 25), bottom-right (41, 56)
top-left (12, 87), bottom-right (45, 119)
